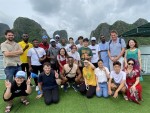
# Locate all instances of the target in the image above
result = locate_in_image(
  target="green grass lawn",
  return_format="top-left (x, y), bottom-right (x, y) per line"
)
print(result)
top-left (0, 76), bottom-right (150, 113)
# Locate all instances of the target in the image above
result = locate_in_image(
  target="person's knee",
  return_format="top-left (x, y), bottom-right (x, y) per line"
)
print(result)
top-left (53, 98), bottom-right (59, 104)
top-left (45, 99), bottom-right (52, 105)
top-left (103, 94), bottom-right (109, 98)
top-left (96, 92), bottom-right (102, 97)
top-left (86, 93), bottom-right (94, 98)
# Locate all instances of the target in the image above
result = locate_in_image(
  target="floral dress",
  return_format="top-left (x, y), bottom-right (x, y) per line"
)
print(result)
top-left (126, 69), bottom-right (142, 104)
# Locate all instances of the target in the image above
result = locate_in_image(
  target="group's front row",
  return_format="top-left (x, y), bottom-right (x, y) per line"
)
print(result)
top-left (3, 57), bottom-right (142, 113)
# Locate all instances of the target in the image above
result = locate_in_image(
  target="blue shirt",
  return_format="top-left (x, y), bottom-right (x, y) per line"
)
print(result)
top-left (108, 38), bottom-right (126, 56)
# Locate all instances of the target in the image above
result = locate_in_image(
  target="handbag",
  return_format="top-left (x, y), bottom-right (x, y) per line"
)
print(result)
top-left (33, 48), bottom-right (45, 64)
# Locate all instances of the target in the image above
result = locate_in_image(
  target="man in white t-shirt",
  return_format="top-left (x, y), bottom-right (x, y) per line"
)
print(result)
top-left (108, 61), bottom-right (126, 98)
top-left (88, 37), bottom-right (100, 67)
top-left (27, 39), bottom-right (46, 91)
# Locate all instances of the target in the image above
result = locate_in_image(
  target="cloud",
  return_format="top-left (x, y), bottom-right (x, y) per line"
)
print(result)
top-left (1, 0), bottom-right (150, 40)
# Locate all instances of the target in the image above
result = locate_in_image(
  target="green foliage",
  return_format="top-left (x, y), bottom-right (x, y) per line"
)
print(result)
top-left (0, 23), bottom-right (10, 43)
top-left (12, 17), bottom-right (49, 42)
top-left (90, 18), bottom-right (150, 45)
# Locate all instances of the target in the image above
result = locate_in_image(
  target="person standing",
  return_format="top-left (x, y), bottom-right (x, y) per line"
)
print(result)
top-left (60, 38), bottom-right (67, 48)
top-left (18, 33), bottom-right (33, 78)
top-left (39, 35), bottom-right (49, 63)
top-left (124, 39), bottom-right (142, 71)
top-left (88, 37), bottom-right (100, 67)
top-left (27, 39), bottom-right (46, 91)
top-left (55, 34), bottom-right (61, 48)
top-left (99, 35), bottom-right (109, 70)
top-left (39, 35), bottom-right (49, 53)
top-left (1, 30), bottom-right (23, 83)
top-left (78, 38), bottom-right (93, 67)
top-left (68, 45), bottom-right (81, 65)
top-left (47, 39), bottom-right (60, 71)
top-left (65, 37), bottom-right (74, 52)
top-left (108, 30), bottom-right (126, 71)
top-left (76, 36), bottom-right (84, 50)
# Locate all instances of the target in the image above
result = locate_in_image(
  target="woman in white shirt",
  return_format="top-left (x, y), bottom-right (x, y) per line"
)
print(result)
top-left (95, 59), bottom-right (110, 98)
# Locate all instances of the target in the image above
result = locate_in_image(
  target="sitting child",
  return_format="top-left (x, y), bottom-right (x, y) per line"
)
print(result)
top-left (108, 61), bottom-right (126, 98)
top-left (3, 71), bottom-right (32, 113)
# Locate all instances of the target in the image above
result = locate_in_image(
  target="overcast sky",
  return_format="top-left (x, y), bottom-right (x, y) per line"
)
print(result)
top-left (0, 0), bottom-right (150, 39)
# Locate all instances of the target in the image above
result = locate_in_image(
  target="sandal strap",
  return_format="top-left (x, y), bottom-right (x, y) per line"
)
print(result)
top-left (5, 105), bottom-right (12, 113)
top-left (21, 99), bottom-right (30, 105)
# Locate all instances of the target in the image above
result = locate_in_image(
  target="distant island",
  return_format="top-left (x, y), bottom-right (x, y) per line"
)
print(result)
top-left (0, 17), bottom-right (149, 45)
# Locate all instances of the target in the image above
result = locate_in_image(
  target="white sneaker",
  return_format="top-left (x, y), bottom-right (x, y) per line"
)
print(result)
top-left (35, 86), bottom-right (39, 91)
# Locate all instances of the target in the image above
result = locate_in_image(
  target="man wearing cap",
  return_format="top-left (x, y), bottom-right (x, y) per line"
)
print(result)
top-left (88, 37), bottom-right (100, 67)
top-left (39, 35), bottom-right (49, 52)
top-left (99, 35), bottom-right (110, 70)
top-left (39, 35), bottom-right (49, 63)
top-left (55, 34), bottom-right (61, 48)
top-left (3, 71), bottom-right (32, 113)
top-left (18, 33), bottom-right (33, 79)
top-left (76, 36), bottom-right (84, 50)
top-left (1, 30), bottom-right (23, 83)
top-left (47, 39), bottom-right (60, 71)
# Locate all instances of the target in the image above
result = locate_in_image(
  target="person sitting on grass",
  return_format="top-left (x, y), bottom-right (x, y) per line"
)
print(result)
top-left (79, 60), bottom-right (96, 98)
top-left (124, 58), bottom-right (142, 104)
top-left (36, 62), bottom-right (61, 105)
top-left (108, 61), bottom-right (126, 99)
top-left (3, 71), bottom-right (32, 113)
top-left (61, 56), bottom-right (82, 92)
top-left (95, 59), bottom-right (110, 98)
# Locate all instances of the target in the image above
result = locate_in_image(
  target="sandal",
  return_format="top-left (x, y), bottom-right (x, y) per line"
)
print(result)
top-left (5, 105), bottom-right (12, 113)
top-left (21, 99), bottom-right (30, 105)
top-left (123, 95), bottom-right (128, 101)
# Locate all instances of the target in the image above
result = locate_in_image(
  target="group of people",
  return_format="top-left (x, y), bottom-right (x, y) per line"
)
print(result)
top-left (1, 29), bottom-right (143, 113)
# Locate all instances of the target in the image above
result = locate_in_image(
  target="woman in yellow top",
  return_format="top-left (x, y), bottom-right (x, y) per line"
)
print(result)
top-left (79, 60), bottom-right (96, 98)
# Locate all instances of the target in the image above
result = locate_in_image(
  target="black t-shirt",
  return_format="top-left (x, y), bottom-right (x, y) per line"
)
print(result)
top-left (38, 70), bottom-right (58, 91)
top-left (10, 80), bottom-right (27, 97)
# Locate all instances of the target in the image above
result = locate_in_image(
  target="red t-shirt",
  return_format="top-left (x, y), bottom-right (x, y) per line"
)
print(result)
top-left (39, 43), bottom-right (49, 51)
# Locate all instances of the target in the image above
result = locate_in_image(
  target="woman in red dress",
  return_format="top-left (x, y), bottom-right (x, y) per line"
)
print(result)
top-left (125, 58), bottom-right (142, 104)
top-left (57, 48), bottom-right (68, 74)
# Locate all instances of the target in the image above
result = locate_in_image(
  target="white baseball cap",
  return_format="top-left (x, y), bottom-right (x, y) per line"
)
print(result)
top-left (91, 37), bottom-right (96, 41)
top-left (50, 39), bottom-right (56, 43)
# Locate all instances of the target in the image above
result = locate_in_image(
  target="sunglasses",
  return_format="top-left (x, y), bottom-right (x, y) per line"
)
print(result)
top-left (128, 63), bottom-right (134, 66)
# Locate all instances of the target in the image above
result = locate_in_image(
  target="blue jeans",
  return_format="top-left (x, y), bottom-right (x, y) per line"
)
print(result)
top-left (96, 82), bottom-right (108, 98)
top-left (4, 65), bottom-right (21, 83)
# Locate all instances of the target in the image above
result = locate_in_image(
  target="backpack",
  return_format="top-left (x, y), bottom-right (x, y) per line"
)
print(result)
top-left (109, 38), bottom-right (122, 50)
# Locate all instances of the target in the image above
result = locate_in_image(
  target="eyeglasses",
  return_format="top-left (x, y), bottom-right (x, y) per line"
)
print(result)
top-left (23, 36), bottom-right (28, 38)
top-left (128, 63), bottom-right (134, 66)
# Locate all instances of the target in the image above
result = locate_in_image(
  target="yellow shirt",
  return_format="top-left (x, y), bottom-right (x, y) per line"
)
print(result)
top-left (18, 41), bottom-right (33, 63)
top-left (83, 66), bottom-right (96, 86)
